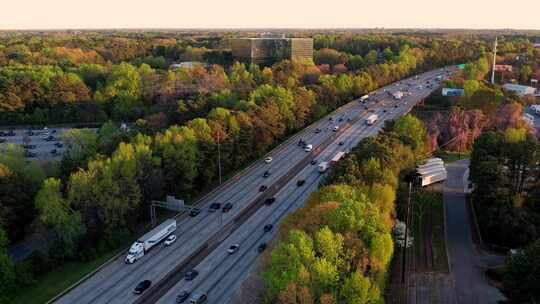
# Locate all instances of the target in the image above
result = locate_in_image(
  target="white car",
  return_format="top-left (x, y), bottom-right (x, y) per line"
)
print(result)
top-left (264, 157), bottom-right (273, 163)
top-left (333, 126), bottom-right (339, 132)
top-left (227, 244), bottom-right (240, 254)
top-left (164, 235), bottom-right (176, 246)
top-left (304, 144), bottom-right (313, 152)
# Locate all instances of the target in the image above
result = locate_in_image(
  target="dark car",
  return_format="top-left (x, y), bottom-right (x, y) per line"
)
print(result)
top-left (208, 203), bottom-right (221, 212)
top-left (259, 185), bottom-right (267, 192)
top-left (50, 149), bottom-right (58, 155)
top-left (263, 224), bottom-right (273, 232)
top-left (339, 141), bottom-right (344, 146)
top-left (0, 131), bottom-right (6, 137)
top-left (382, 109), bottom-right (387, 113)
top-left (338, 117), bottom-right (344, 122)
top-left (263, 171), bottom-right (271, 178)
top-left (394, 104), bottom-right (399, 108)
top-left (176, 290), bottom-right (190, 303)
top-left (314, 128), bottom-right (321, 134)
top-left (189, 208), bottom-right (201, 217)
top-left (328, 117), bottom-right (333, 121)
top-left (364, 106), bottom-right (369, 110)
top-left (22, 144), bottom-right (36, 149)
top-left (310, 160), bottom-right (317, 165)
top-left (298, 139), bottom-right (305, 147)
top-left (258, 243), bottom-right (267, 253)
top-left (24, 151), bottom-right (36, 158)
top-left (184, 269), bottom-right (199, 281)
top-left (7, 130), bottom-right (16, 136)
top-left (264, 197), bottom-right (276, 206)
top-left (133, 280), bottom-right (152, 294)
top-left (296, 180), bottom-right (305, 187)
top-left (222, 203), bottom-right (233, 213)
top-left (54, 142), bottom-right (63, 148)
top-left (45, 135), bottom-right (56, 141)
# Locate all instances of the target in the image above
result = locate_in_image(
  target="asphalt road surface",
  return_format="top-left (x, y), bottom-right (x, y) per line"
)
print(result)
top-left (444, 159), bottom-right (505, 304)
top-left (54, 67), bottom-right (455, 304)
top-left (0, 127), bottom-right (74, 161)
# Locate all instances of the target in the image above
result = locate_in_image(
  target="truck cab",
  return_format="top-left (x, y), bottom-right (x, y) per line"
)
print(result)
top-left (125, 241), bottom-right (144, 264)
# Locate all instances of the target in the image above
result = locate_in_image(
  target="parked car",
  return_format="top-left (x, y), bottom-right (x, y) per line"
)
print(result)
top-left (189, 208), bottom-right (201, 217)
top-left (184, 269), bottom-right (199, 281)
top-left (264, 197), bottom-right (276, 206)
top-left (259, 185), bottom-right (267, 192)
top-left (222, 203), bottom-right (233, 213)
top-left (263, 171), bottom-right (271, 178)
top-left (263, 224), bottom-right (273, 232)
top-left (176, 290), bottom-right (190, 303)
top-left (258, 243), bottom-right (267, 253)
top-left (296, 180), bottom-right (305, 187)
top-left (227, 244), bottom-right (240, 254)
top-left (164, 234), bottom-right (177, 246)
top-left (264, 157), bottom-right (273, 163)
top-left (133, 280), bottom-right (152, 294)
top-left (208, 203), bottom-right (221, 212)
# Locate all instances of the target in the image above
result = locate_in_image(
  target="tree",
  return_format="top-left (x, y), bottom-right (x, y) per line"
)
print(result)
top-left (340, 272), bottom-right (380, 304)
top-left (35, 178), bottom-right (85, 258)
top-left (0, 228), bottom-right (15, 303)
top-left (503, 239), bottom-right (540, 303)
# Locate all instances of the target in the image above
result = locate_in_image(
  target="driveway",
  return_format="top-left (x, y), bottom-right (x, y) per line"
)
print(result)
top-left (444, 159), bottom-right (505, 304)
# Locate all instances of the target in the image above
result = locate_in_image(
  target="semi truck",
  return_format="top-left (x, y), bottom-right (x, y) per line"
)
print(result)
top-left (419, 170), bottom-right (447, 187)
top-left (359, 95), bottom-right (369, 102)
top-left (318, 151), bottom-right (346, 173)
top-left (366, 114), bottom-right (378, 125)
top-left (125, 219), bottom-right (177, 264)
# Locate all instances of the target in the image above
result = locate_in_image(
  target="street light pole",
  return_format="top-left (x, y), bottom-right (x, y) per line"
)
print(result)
top-left (402, 179), bottom-right (412, 284)
top-left (217, 129), bottom-right (222, 185)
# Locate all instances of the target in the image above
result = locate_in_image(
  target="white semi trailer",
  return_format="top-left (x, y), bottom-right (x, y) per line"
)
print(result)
top-left (125, 219), bottom-right (177, 264)
top-left (366, 114), bottom-right (378, 125)
top-left (318, 151), bottom-right (346, 173)
top-left (420, 170), bottom-right (447, 187)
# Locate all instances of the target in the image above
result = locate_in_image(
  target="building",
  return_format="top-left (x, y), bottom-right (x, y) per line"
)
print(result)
top-left (230, 37), bottom-right (313, 65)
top-left (169, 61), bottom-right (205, 70)
top-left (502, 83), bottom-right (537, 97)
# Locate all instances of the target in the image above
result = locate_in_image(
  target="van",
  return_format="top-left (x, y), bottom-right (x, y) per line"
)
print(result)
top-left (189, 292), bottom-right (207, 303)
top-left (304, 144), bottom-right (313, 152)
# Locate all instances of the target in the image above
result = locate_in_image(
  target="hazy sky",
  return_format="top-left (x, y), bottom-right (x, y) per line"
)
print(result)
top-left (1, 0), bottom-right (539, 30)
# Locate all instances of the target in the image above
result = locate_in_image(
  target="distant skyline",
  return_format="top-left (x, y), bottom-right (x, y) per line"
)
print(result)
top-left (1, 0), bottom-right (540, 30)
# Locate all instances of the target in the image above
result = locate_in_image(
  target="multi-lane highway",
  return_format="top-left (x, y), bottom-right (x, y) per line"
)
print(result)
top-left (54, 66), bottom-right (455, 304)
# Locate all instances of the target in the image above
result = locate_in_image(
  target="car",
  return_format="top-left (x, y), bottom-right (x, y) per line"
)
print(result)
top-left (383, 109), bottom-right (387, 113)
top-left (189, 292), bottom-right (207, 304)
top-left (328, 117), bottom-right (333, 121)
top-left (310, 160), bottom-right (317, 165)
top-left (0, 131), bottom-right (6, 137)
top-left (297, 180), bottom-right (305, 187)
top-left (298, 139), bottom-right (305, 147)
top-left (24, 151), bottom-right (36, 158)
top-left (333, 126), bottom-right (339, 132)
top-left (50, 149), bottom-right (58, 155)
top-left (22, 144), bottom-right (36, 149)
top-left (176, 290), bottom-right (190, 303)
top-left (208, 203), bottom-right (221, 212)
top-left (263, 171), bottom-right (271, 178)
top-left (227, 244), bottom-right (240, 254)
top-left (222, 202), bottom-right (233, 213)
top-left (7, 130), bottom-right (15, 137)
top-left (339, 141), bottom-right (344, 146)
top-left (314, 128), bottom-right (321, 134)
top-left (189, 208), bottom-right (201, 217)
top-left (164, 234), bottom-right (176, 246)
top-left (184, 269), bottom-right (199, 281)
top-left (264, 197), bottom-right (276, 206)
top-left (264, 157), bottom-right (273, 164)
top-left (304, 144), bottom-right (313, 152)
top-left (259, 185), bottom-right (268, 192)
top-left (45, 135), bottom-right (56, 141)
top-left (258, 243), bottom-right (267, 253)
top-left (338, 117), bottom-right (344, 122)
top-left (133, 280), bottom-right (152, 294)
top-left (364, 106), bottom-right (369, 110)
top-left (54, 142), bottom-right (63, 148)
top-left (263, 224), bottom-right (273, 232)
top-left (394, 104), bottom-right (399, 108)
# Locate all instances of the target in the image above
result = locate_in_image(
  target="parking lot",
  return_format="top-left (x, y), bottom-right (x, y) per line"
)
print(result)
top-left (0, 127), bottom-right (69, 161)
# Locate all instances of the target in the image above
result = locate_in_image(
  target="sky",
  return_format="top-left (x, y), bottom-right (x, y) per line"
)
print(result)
top-left (1, 0), bottom-right (540, 30)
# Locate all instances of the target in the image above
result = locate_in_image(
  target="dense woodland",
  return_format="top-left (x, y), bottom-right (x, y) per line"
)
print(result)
top-left (0, 31), bottom-right (539, 302)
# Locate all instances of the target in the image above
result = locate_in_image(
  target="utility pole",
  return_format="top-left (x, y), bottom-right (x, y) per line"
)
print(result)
top-left (401, 177), bottom-right (413, 283)
top-left (217, 129), bottom-right (222, 185)
top-left (491, 36), bottom-right (498, 84)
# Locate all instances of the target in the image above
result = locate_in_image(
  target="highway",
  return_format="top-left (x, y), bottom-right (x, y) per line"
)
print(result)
top-left (54, 66), bottom-right (455, 304)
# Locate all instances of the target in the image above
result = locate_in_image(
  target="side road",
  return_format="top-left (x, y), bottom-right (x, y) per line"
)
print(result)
top-left (444, 159), bottom-right (505, 304)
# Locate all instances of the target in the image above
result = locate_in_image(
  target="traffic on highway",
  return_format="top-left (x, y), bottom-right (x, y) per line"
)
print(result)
top-left (54, 66), bottom-right (455, 304)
